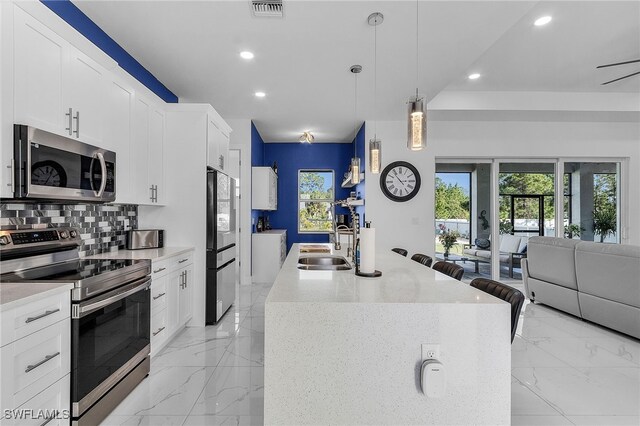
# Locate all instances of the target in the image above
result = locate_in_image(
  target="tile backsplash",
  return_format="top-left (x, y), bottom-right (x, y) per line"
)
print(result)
top-left (0, 203), bottom-right (137, 257)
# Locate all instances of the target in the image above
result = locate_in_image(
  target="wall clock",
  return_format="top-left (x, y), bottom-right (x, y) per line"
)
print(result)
top-left (380, 161), bottom-right (421, 202)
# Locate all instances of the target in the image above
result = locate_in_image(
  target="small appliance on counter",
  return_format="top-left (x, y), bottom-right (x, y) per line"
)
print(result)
top-left (126, 229), bottom-right (164, 250)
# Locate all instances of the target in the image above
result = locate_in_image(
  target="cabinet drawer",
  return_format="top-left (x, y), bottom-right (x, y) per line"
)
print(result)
top-left (150, 258), bottom-right (171, 278)
top-left (151, 280), bottom-right (167, 315)
top-left (1, 291), bottom-right (70, 347)
top-left (151, 308), bottom-right (167, 349)
top-left (2, 374), bottom-right (70, 426)
top-left (172, 252), bottom-right (193, 268)
top-left (1, 318), bottom-right (70, 411)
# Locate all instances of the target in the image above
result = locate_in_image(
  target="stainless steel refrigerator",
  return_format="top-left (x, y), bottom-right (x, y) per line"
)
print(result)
top-left (206, 167), bottom-right (237, 324)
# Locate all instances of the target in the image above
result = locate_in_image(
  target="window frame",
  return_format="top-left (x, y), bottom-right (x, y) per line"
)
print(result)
top-left (297, 169), bottom-right (335, 234)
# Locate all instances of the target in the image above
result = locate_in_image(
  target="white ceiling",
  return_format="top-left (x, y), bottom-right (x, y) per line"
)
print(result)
top-left (74, 1), bottom-right (640, 142)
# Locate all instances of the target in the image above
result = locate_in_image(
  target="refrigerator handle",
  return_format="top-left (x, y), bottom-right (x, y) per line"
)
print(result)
top-left (206, 171), bottom-right (215, 250)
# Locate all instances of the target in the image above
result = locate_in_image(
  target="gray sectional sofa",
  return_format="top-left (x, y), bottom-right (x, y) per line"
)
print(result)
top-left (522, 236), bottom-right (640, 339)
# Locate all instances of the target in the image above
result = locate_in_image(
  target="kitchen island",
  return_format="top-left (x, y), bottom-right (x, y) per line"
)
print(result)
top-left (264, 244), bottom-right (511, 425)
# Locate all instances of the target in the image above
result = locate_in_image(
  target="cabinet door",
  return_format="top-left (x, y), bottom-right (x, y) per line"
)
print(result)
top-left (207, 115), bottom-right (220, 170)
top-left (65, 49), bottom-right (106, 145)
top-left (269, 170), bottom-right (278, 210)
top-left (179, 265), bottom-right (193, 325)
top-left (132, 97), bottom-right (151, 204)
top-left (166, 270), bottom-right (180, 334)
top-left (13, 6), bottom-right (66, 135)
top-left (148, 106), bottom-right (165, 205)
top-left (104, 78), bottom-right (134, 203)
top-left (218, 131), bottom-right (229, 172)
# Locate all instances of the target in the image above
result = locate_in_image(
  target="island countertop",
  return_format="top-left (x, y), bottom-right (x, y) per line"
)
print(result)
top-left (264, 243), bottom-right (511, 425)
top-left (266, 243), bottom-right (505, 306)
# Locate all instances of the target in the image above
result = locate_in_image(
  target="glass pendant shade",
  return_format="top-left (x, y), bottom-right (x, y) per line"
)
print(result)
top-left (351, 157), bottom-right (361, 184)
top-left (407, 97), bottom-right (426, 151)
top-left (369, 139), bottom-right (381, 174)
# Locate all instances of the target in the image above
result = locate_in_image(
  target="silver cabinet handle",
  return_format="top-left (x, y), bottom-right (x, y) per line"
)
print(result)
top-left (73, 110), bottom-right (80, 137)
top-left (178, 258), bottom-right (188, 263)
top-left (25, 308), bottom-right (60, 324)
top-left (219, 155), bottom-right (224, 170)
top-left (152, 327), bottom-right (165, 336)
top-left (184, 270), bottom-right (187, 287)
top-left (153, 292), bottom-right (166, 300)
top-left (153, 267), bottom-right (166, 274)
top-left (149, 185), bottom-right (154, 202)
top-left (8, 158), bottom-right (15, 192)
top-left (154, 185), bottom-right (158, 202)
top-left (65, 108), bottom-right (73, 135)
top-left (25, 351), bottom-right (60, 373)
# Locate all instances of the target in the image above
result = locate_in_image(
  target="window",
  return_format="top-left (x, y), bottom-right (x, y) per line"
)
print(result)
top-left (298, 170), bottom-right (334, 233)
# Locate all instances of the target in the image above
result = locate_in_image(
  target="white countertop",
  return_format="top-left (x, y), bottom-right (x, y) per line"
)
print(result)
top-left (266, 243), bottom-right (505, 305)
top-left (253, 229), bottom-right (286, 235)
top-left (0, 282), bottom-right (73, 311)
top-left (86, 246), bottom-right (194, 262)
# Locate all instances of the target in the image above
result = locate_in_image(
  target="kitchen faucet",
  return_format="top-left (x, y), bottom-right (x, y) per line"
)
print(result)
top-left (331, 199), bottom-right (360, 265)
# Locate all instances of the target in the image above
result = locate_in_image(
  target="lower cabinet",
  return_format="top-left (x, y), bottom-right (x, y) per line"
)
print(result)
top-left (252, 230), bottom-right (287, 283)
top-left (0, 290), bottom-right (71, 425)
top-left (149, 250), bottom-right (194, 356)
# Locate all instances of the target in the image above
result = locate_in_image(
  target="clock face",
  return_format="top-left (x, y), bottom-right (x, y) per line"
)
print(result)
top-left (31, 160), bottom-right (67, 187)
top-left (380, 161), bottom-right (421, 202)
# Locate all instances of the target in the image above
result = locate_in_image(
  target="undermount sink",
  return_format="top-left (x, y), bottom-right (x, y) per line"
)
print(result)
top-left (297, 255), bottom-right (351, 271)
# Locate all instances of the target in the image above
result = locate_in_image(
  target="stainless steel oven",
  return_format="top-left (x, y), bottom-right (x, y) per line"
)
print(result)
top-left (0, 227), bottom-right (151, 426)
top-left (13, 125), bottom-right (116, 202)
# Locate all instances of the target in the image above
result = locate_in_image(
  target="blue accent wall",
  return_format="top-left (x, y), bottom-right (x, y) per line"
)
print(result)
top-left (40, 0), bottom-right (178, 103)
top-left (263, 142), bottom-right (353, 252)
top-left (251, 122), bottom-right (266, 231)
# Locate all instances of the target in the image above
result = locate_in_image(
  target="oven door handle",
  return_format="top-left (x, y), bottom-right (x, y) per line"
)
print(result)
top-left (72, 277), bottom-right (151, 319)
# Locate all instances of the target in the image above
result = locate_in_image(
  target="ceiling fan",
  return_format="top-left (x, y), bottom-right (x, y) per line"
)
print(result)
top-left (597, 59), bottom-right (640, 85)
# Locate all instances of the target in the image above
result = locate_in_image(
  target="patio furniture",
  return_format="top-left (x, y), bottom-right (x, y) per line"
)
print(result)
top-left (463, 234), bottom-right (528, 277)
top-left (435, 253), bottom-right (486, 273)
top-left (470, 278), bottom-right (525, 343)
top-left (410, 253), bottom-right (433, 267)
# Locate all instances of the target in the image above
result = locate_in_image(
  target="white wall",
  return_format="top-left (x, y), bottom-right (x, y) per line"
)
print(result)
top-left (365, 119), bottom-right (640, 258)
top-left (226, 119), bottom-right (252, 286)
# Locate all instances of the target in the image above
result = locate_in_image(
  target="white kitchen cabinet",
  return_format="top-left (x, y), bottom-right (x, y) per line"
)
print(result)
top-left (0, 290), bottom-right (71, 425)
top-left (149, 250), bottom-right (194, 356)
top-left (207, 113), bottom-right (230, 172)
top-left (13, 5), bottom-right (107, 145)
top-left (252, 167), bottom-right (278, 210)
top-left (104, 77), bottom-right (135, 204)
top-left (13, 6), bottom-right (66, 136)
top-left (132, 96), bottom-right (165, 206)
top-left (252, 230), bottom-right (287, 283)
top-left (178, 263), bottom-right (194, 326)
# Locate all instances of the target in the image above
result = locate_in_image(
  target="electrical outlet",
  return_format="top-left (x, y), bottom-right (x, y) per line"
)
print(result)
top-left (422, 344), bottom-right (440, 361)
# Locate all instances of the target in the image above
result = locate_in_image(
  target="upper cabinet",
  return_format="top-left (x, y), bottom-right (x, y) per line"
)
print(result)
top-left (13, 6), bottom-right (107, 145)
top-left (132, 96), bottom-right (165, 206)
top-left (207, 112), bottom-right (230, 173)
top-left (252, 167), bottom-right (278, 210)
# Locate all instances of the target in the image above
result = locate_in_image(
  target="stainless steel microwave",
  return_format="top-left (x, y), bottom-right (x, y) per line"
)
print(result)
top-left (13, 125), bottom-right (116, 203)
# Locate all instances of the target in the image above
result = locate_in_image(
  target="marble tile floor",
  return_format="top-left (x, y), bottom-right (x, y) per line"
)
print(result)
top-left (101, 280), bottom-right (639, 426)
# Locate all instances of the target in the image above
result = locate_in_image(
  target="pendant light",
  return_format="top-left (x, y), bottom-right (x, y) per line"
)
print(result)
top-left (368, 12), bottom-right (383, 174)
top-left (407, 0), bottom-right (426, 151)
top-left (350, 64), bottom-right (362, 185)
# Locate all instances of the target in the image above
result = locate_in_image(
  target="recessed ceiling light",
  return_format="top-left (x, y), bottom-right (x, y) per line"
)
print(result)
top-left (254, 91), bottom-right (266, 98)
top-left (240, 51), bottom-right (254, 60)
top-left (534, 16), bottom-right (552, 26)
top-left (468, 73), bottom-right (481, 80)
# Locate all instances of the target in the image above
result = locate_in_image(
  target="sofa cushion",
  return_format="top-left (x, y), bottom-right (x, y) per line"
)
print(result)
top-left (499, 234), bottom-right (522, 253)
top-left (575, 241), bottom-right (640, 308)
top-left (526, 276), bottom-right (582, 317)
top-left (463, 248), bottom-right (478, 256)
top-left (578, 293), bottom-right (640, 340)
top-left (527, 237), bottom-right (580, 290)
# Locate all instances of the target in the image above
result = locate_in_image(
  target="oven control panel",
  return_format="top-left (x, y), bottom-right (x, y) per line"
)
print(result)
top-left (0, 227), bottom-right (81, 252)
top-left (10, 230), bottom-right (60, 245)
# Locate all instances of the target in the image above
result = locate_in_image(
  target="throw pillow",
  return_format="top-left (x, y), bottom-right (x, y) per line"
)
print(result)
top-left (475, 238), bottom-right (490, 249)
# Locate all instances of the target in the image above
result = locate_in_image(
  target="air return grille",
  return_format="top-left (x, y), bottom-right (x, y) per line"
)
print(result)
top-left (252, 0), bottom-right (283, 17)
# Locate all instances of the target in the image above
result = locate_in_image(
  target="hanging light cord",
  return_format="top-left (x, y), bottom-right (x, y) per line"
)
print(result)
top-left (415, 0), bottom-right (419, 99)
top-left (374, 16), bottom-right (378, 140)
top-left (354, 70), bottom-right (358, 157)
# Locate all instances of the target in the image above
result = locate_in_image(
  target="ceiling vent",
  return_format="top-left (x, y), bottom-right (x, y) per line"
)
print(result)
top-left (252, 1), bottom-right (283, 18)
